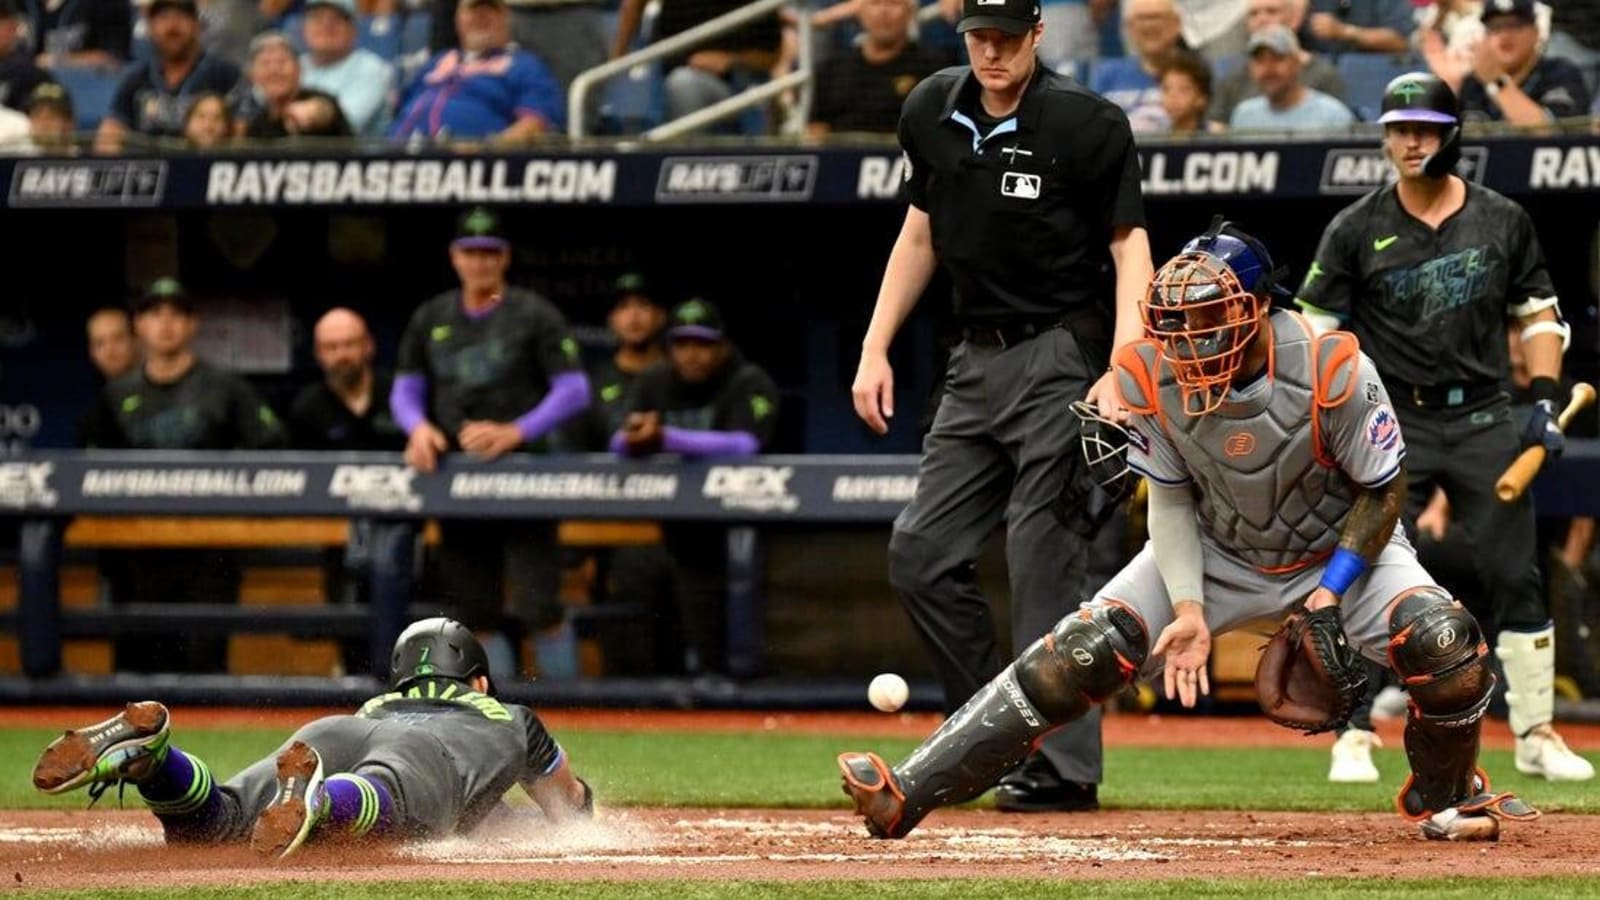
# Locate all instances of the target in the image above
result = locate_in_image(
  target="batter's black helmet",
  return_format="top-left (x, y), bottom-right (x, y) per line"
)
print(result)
top-left (390, 617), bottom-right (492, 691)
top-left (1377, 72), bottom-right (1461, 179)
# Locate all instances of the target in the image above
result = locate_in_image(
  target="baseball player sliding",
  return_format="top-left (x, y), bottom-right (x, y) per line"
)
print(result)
top-left (839, 220), bottom-right (1539, 842)
top-left (31, 618), bottom-right (593, 858)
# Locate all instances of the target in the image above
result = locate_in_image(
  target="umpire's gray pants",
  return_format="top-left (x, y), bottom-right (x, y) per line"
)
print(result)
top-left (889, 327), bottom-right (1103, 784)
top-left (196, 716), bottom-right (460, 841)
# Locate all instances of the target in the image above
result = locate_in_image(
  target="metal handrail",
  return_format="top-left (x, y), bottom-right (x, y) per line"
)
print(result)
top-left (568, 0), bottom-right (812, 140)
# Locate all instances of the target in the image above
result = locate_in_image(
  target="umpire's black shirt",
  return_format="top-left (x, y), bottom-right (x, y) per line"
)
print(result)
top-left (898, 62), bottom-right (1146, 325)
top-left (1295, 181), bottom-right (1557, 388)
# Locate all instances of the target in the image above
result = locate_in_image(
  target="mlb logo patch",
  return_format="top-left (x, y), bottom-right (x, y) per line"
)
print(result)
top-left (1365, 382), bottom-right (1380, 404)
top-left (1366, 405), bottom-right (1400, 452)
top-left (1001, 172), bottom-right (1041, 199)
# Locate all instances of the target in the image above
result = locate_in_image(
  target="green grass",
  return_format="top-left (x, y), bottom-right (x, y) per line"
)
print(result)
top-left (6, 724), bottom-right (1600, 814)
top-left (27, 878), bottom-right (1600, 900)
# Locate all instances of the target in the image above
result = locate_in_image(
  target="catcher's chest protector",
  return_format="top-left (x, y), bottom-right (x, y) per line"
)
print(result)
top-left (1129, 313), bottom-right (1361, 573)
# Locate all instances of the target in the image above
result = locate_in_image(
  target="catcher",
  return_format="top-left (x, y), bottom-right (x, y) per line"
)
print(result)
top-left (838, 219), bottom-right (1537, 843)
top-left (31, 617), bottom-right (593, 859)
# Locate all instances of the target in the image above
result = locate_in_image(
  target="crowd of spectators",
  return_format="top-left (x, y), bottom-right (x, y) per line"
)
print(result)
top-left (0, 0), bottom-right (1596, 151)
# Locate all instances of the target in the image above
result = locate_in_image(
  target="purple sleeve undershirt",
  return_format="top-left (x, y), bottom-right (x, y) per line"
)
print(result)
top-left (391, 373), bottom-right (429, 435)
top-left (514, 371), bottom-right (591, 442)
top-left (609, 427), bottom-right (759, 457)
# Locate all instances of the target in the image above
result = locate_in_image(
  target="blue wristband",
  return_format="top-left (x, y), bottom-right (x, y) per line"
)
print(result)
top-left (1318, 547), bottom-right (1368, 596)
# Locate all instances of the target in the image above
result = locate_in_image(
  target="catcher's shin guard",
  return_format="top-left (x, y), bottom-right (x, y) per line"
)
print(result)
top-left (1495, 625), bottom-right (1555, 738)
top-left (838, 603), bottom-right (1146, 839)
top-left (1386, 590), bottom-right (1534, 826)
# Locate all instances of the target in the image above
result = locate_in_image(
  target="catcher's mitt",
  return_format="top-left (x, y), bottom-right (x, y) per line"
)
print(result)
top-left (1255, 604), bottom-right (1369, 734)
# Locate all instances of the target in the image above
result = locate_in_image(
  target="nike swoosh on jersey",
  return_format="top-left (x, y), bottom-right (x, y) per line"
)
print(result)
top-left (1373, 235), bottom-right (1400, 251)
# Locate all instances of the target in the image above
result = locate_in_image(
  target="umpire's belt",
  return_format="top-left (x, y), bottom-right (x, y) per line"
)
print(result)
top-left (1387, 379), bottom-right (1501, 410)
top-left (961, 308), bottom-right (1108, 350)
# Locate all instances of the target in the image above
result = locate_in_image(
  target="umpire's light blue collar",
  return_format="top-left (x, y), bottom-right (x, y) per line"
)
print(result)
top-left (940, 58), bottom-right (1048, 153)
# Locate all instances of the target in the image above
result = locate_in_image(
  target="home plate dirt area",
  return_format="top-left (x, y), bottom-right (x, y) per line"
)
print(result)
top-left (4, 806), bottom-right (1599, 889)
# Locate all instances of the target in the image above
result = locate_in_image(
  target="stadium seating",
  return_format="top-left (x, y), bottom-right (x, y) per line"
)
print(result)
top-left (1336, 52), bottom-right (1419, 121)
top-left (359, 14), bottom-right (403, 60)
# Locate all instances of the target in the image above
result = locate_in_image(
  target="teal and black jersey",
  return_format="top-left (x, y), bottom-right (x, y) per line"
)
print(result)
top-left (355, 678), bottom-right (565, 830)
top-left (1294, 182), bottom-right (1556, 388)
top-left (395, 287), bottom-right (584, 443)
top-left (82, 360), bottom-right (287, 450)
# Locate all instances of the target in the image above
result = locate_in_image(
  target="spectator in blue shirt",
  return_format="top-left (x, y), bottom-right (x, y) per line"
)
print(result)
top-left (390, 0), bottom-right (563, 144)
top-left (300, 0), bottom-right (395, 135)
top-left (1229, 23), bottom-right (1355, 129)
top-left (1090, 0), bottom-right (1187, 132)
top-left (96, 0), bottom-right (243, 153)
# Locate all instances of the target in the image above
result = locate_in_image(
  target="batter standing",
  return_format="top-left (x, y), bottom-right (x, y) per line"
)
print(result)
top-left (1296, 72), bottom-right (1593, 782)
top-left (851, 0), bottom-right (1153, 810)
top-left (840, 222), bottom-right (1538, 843)
top-left (31, 618), bottom-right (594, 858)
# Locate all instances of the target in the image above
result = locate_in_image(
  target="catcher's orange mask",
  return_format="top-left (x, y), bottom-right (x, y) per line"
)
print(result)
top-left (1142, 251), bottom-right (1264, 416)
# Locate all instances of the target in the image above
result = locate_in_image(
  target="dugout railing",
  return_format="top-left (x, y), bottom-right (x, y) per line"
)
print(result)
top-left (3, 446), bottom-right (1599, 710)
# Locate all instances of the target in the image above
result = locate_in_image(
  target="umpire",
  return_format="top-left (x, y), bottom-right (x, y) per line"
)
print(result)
top-left (851, 0), bottom-right (1153, 812)
top-left (1296, 72), bottom-right (1593, 782)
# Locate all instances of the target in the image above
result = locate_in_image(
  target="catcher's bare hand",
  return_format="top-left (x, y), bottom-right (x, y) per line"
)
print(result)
top-left (1084, 370), bottom-right (1128, 423)
top-left (1304, 586), bottom-right (1340, 611)
top-left (1152, 600), bottom-right (1211, 708)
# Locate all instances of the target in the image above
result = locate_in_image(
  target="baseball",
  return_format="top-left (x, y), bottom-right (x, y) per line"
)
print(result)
top-left (868, 673), bottom-right (909, 713)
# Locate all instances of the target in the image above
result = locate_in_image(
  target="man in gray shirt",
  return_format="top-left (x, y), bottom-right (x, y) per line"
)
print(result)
top-left (1229, 25), bottom-right (1355, 130)
top-left (1208, 0), bottom-right (1345, 125)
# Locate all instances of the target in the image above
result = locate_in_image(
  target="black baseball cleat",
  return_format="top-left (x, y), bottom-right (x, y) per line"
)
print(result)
top-left (251, 741), bottom-right (327, 860)
top-left (32, 701), bottom-right (171, 800)
top-left (994, 755), bottom-right (1099, 813)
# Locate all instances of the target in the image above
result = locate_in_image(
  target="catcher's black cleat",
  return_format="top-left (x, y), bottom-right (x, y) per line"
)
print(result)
top-left (995, 755), bottom-right (1099, 813)
top-left (838, 752), bottom-right (912, 839)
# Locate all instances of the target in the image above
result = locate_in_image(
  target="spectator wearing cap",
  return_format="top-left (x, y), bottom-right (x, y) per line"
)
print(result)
top-left (25, 0), bottom-right (131, 68)
top-left (1228, 24), bottom-right (1353, 130)
top-left (299, 0), bottom-right (395, 136)
top-left (1302, 0), bottom-right (1411, 54)
top-left (391, 0), bottom-right (564, 144)
top-left (1090, 0), bottom-right (1187, 132)
top-left (1206, 0), bottom-right (1345, 126)
top-left (1460, 0), bottom-right (1590, 125)
top-left (0, 0), bottom-right (52, 113)
top-left (80, 277), bottom-right (287, 675)
top-left (96, 0), bottom-right (243, 153)
top-left (24, 81), bottom-right (72, 152)
top-left (611, 298), bottom-right (780, 676)
top-left (806, 0), bottom-right (954, 137)
top-left (236, 31), bottom-right (350, 138)
top-left (391, 206), bottom-right (592, 680)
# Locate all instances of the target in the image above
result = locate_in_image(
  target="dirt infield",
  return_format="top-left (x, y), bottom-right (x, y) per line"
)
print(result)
top-left (3, 806), bottom-right (1598, 890)
top-left (7, 710), bottom-right (1600, 889)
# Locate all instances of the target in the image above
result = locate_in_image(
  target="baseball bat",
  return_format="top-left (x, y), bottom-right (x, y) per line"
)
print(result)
top-left (1495, 382), bottom-right (1596, 503)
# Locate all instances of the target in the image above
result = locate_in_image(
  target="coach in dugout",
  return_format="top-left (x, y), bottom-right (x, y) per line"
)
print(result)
top-left (391, 206), bottom-right (592, 681)
top-left (80, 277), bottom-right (288, 674)
top-left (610, 299), bottom-right (780, 677)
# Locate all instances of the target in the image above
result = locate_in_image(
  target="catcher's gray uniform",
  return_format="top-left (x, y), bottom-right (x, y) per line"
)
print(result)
top-left (194, 680), bottom-right (565, 841)
top-left (1097, 310), bottom-right (1441, 670)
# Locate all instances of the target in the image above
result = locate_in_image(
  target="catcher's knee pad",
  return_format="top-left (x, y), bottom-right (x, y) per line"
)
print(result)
top-left (1388, 589), bottom-right (1492, 724)
top-left (1014, 601), bottom-right (1148, 722)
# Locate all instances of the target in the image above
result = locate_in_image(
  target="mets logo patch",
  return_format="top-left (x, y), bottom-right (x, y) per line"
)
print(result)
top-left (1366, 404), bottom-right (1400, 452)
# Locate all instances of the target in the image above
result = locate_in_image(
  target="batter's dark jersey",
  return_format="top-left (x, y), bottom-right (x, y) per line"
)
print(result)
top-left (82, 360), bottom-right (287, 450)
top-left (396, 288), bottom-right (584, 445)
top-left (354, 678), bottom-right (564, 833)
top-left (898, 65), bottom-right (1146, 323)
top-left (623, 353), bottom-right (780, 445)
top-left (1294, 182), bottom-right (1556, 387)
top-left (289, 370), bottom-right (406, 451)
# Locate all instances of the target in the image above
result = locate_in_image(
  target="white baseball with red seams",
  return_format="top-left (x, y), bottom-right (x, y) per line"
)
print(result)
top-left (868, 674), bottom-right (909, 713)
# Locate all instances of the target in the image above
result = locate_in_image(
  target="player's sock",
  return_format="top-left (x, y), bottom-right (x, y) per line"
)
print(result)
top-left (138, 746), bottom-right (221, 834)
top-left (1495, 623), bottom-right (1555, 737)
top-left (323, 773), bottom-right (395, 838)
